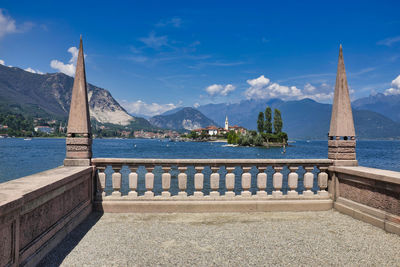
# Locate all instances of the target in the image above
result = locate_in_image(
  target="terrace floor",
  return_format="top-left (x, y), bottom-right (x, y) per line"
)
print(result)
top-left (40, 210), bottom-right (400, 266)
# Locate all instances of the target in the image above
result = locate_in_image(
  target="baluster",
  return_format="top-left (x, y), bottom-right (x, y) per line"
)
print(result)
top-left (225, 167), bottom-right (235, 198)
top-left (272, 166), bottom-right (283, 197)
top-left (256, 166), bottom-right (267, 197)
top-left (111, 165), bottom-right (122, 197)
top-left (287, 166), bottom-right (299, 197)
top-left (161, 166), bottom-right (171, 197)
top-left (317, 166), bottom-right (329, 196)
top-left (303, 166), bottom-right (315, 196)
top-left (96, 166), bottom-right (106, 199)
top-left (194, 166), bottom-right (204, 197)
top-left (210, 167), bottom-right (220, 197)
top-left (144, 166), bottom-right (155, 198)
top-left (178, 167), bottom-right (187, 197)
top-left (241, 167), bottom-right (252, 197)
top-left (128, 166), bottom-right (138, 198)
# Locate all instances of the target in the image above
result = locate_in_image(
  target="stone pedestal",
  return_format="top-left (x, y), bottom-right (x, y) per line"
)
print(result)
top-left (64, 137), bottom-right (92, 166)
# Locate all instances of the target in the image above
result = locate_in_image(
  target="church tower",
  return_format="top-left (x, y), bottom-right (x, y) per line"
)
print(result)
top-left (225, 115), bottom-right (229, 130)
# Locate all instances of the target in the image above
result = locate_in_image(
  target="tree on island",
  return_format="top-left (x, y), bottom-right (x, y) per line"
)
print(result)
top-left (273, 109), bottom-right (283, 134)
top-left (257, 112), bottom-right (264, 133)
top-left (230, 107), bottom-right (288, 147)
top-left (264, 107), bottom-right (272, 134)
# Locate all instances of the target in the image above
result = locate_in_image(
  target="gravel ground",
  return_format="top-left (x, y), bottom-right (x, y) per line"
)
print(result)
top-left (40, 210), bottom-right (400, 266)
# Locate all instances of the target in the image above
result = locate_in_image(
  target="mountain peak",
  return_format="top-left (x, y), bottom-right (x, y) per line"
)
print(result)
top-left (149, 107), bottom-right (218, 131)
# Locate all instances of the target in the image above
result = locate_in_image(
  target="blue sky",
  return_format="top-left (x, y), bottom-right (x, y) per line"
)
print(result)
top-left (1, 1), bottom-right (400, 116)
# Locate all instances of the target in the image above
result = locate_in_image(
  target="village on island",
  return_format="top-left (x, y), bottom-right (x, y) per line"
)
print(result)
top-left (185, 107), bottom-right (288, 148)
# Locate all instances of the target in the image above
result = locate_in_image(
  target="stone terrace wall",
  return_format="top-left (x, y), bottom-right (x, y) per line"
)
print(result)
top-left (330, 166), bottom-right (400, 235)
top-left (0, 166), bottom-right (93, 266)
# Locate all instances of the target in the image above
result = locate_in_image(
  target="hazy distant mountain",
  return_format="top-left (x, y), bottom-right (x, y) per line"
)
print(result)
top-left (197, 98), bottom-right (400, 140)
top-left (149, 107), bottom-right (218, 131)
top-left (353, 93), bottom-right (400, 123)
top-left (160, 107), bottom-right (184, 116)
top-left (0, 64), bottom-right (152, 129)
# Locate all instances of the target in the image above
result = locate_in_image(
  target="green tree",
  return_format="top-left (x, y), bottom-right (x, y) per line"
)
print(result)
top-left (264, 107), bottom-right (272, 133)
top-left (254, 134), bottom-right (263, 146)
top-left (257, 112), bottom-right (264, 133)
top-left (273, 109), bottom-right (283, 134)
top-left (227, 131), bottom-right (239, 144)
top-left (188, 131), bottom-right (197, 139)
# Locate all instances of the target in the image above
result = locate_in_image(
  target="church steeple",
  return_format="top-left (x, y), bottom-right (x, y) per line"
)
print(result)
top-left (225, 115), bottom-right (229, 130)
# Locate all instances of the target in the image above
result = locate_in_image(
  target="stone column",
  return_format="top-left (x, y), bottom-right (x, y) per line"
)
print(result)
top-left (111, 165), bottom-right (122, 197)
top-left (210, 167), bottom-right (220, 197)
top-left (178, 167), bottom-right (187, 197)
top-left (194, 167), bottom-right (204, 197)
top-left (225, 167), bottom-right (236, 198)
top-left (128, 166), bottom-right (138, 198)
top-left (161, 166), bottom-right (171, 197)
top-left (256, 167), bottom-right (267, 197)
top-left (64, 37), bottom-right (92, 166)
top-left (272, 166), bottom-right (283, 197)
top-left (287, 166), bottom-right (299, 197)
top-left (144, 167), bottom-right (155, 198)
top-left (241, 167), bottom-right (252, 197)
top-left (303, 167), bottom-right (314, 196)
top-left (317, 167), bottom-right (329, 196)
top-left (328, 45), bottom-right (357, 166)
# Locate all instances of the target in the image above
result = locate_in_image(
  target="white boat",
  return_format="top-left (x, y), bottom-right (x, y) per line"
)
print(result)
top-left (24, 138), bottom-right (32, 141)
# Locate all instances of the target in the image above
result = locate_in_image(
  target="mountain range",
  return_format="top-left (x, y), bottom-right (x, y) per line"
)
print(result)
top-left (1, 64), bottom-right (400, 139)
top-left (0, 64), bottom-right (152, 130)
top-left (149, 107), bottom-right (218, 131)
top-left (353, 93), bottom-right (400, 123)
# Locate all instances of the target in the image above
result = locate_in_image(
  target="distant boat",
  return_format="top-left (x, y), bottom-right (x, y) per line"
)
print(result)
top-left (222, 144), bottom-right (238, 147)
top-left (24, 138), bottom-right (32, 141)
top-left (306, 140), bottom-right (310, 143)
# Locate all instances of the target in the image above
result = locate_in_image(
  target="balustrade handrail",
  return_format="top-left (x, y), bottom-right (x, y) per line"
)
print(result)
top-left (92, 158), bottom-right (333, 200)
top-left (92, 158), bottom-right (333, 167)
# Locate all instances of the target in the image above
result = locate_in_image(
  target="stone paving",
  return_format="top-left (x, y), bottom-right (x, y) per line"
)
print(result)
top-left (40, 210), bottom-right (400, 266)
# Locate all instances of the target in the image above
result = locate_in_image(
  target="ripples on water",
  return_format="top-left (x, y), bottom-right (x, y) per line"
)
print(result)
top-left (0, 138), bottom-right (399, 183)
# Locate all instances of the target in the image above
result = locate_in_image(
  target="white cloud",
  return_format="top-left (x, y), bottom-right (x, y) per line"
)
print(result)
top-left (245, 75), bottom-right (333, 101)
top-left (205, 84), bottom-right (236, 96)
top-left (25, 67), bottom-right (44, 75)
top-left (247, 75), bottom-right (270, 87)
top-left (0, 59), bottom-right (4, 65)
top-left (384, 74), bottom-right (400, 95)
top-left (139, 32), bottom-right (168, 49)
top-left (377, 36), bottom-right (400, 47)
top-left (304, 83), bottom-right (316, 92)
top-left (193, 102), bottom-right (200, 108)
top-left (120, 100), bottom-right (182, 117)
top-left (0, 9), bottom-right (33, 38)
top-left (50, 46), bottom-right (80, 76)
top-left (221, 84), bottom-right (235, 96)
top-left (0, 9), bottom-right (16, 38)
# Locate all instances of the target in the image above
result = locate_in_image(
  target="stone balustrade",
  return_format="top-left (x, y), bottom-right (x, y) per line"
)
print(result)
top-left (92, 158), bottom-right (332, 201)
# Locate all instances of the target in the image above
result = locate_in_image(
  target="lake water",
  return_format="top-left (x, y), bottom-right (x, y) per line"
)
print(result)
top-left (0, 138), bottom-right (399, 184)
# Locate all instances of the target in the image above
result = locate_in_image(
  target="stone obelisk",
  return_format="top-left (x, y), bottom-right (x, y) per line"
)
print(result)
top-left (64, 36), bottom-right (92, 166)
top-left (328, 45), bottom-right (357, 166)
